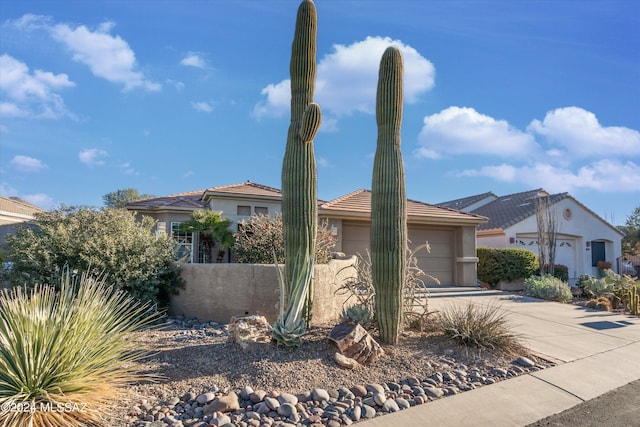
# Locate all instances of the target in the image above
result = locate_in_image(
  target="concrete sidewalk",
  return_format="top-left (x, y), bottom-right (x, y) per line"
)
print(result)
top-left (357, 286), bottom-right (640, 427)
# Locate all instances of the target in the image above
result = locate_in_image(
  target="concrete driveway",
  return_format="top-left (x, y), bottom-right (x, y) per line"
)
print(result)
top-left (357, 286), bottom-right (640, 427)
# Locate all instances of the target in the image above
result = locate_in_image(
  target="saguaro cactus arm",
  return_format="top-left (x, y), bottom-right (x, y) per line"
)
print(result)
top-left (371, 46), bottom-right (407, 346)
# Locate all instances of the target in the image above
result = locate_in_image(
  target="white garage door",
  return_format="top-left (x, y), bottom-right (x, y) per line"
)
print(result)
top-left (341, 222), bottom-right (454, 285)
top-left (516, 237), bottom-right (577, 279)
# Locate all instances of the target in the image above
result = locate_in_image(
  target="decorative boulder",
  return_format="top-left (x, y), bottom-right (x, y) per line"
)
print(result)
top-left (329, 322), bottom-right (384, 364)
top-left (228, 315), bottom-right (272, 349)
top-left (334, 352), bottom-right (359, 369)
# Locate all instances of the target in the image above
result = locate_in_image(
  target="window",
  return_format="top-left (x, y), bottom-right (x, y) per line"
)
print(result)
top-left (255, 206), bottom-right (268, 215)
top-left (591, 241), bottom-right (605, 267)
top-left (171, 222), bottom-right (193, 263)
top-left (237, 205), bottom-right (251, 216)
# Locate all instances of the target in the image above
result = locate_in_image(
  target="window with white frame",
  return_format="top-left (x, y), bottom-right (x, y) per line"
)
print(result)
top-left (171, 222), bottom-right (193, 263)
top-left (255, 206), bottom-right (268, 215)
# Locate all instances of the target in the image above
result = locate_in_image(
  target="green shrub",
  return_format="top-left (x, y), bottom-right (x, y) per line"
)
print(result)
top-left (524, 274), bottom-right (573, 302)
top-left (543, 263), bottom-right (569, 282)
top-left (3, 207), bottom-right (184, 307)
top-left (233, 213), bottom-right (336, 264)
top-left (435, 302), bottom-right (522, 352)
top-left (0, 270), bottom-right (160, 426)
top-left (477, 247), bottom-right (538, 286)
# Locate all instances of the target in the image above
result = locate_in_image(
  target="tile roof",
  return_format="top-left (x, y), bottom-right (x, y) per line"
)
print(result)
top-left (204, 180), bottom-right (282, 198)
top-left (471, 189), bottom-right (569, 230)
top-left (126, 190), bottom-right (206, 210)
top-left (320, 189), bottom-right (488, 225)
top-left (436, 191), bottom-right (496, 211)
top-left (0, 196), bottom-right (44, 218)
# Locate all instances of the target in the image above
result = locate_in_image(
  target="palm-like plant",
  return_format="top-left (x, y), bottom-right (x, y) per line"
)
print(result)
top-left (178, 210), bottom-right (234, 263)
top-left (0, 270), bottom-right (160, 427)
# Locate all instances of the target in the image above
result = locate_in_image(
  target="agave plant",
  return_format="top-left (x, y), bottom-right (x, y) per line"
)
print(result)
top-left (272, 250), bottom-right (313, 347)
top-left (0, 270), bottom-right (160, 427)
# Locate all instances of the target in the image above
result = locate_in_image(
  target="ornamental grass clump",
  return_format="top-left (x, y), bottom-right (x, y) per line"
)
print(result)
top-left (0, 271), bottom-right (160, 427)
top-left (436, 303), bottom-right (523, 353)
top-left (523, 274), bottom-right (572, 302)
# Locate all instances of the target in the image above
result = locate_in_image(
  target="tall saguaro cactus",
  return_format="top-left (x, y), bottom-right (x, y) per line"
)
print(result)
top-left (371, 46), bottom-right (407, 345)
top-left (274, 0), bottom-right (321, 346)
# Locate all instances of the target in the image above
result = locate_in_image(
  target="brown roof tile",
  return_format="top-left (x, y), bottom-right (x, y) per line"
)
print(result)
top-left (204, 180), bottom-right (282, 198)
top-left (126, 190), bottom-right (206, 210)
top-left (320, 190), bottom-right (487, 225)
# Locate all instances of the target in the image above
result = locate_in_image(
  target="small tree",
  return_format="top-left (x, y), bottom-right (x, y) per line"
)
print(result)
top-left (103, 188), bottom-right (154, 208)
top-left (3, 206), bottom-right (183, 307)
top-left (620, 206), bottom-right (640, 255)
top-left (233, 213), bottom-right (335, 264)
top-left (178, 210), bottom-right (234, 263)
top-left (535, 196), bottom-right (558, 277)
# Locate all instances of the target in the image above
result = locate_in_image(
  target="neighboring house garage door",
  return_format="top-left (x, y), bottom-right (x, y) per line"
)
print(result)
top-left (341, 222), bottom-right (454, 286)
top-left (515, 236), bottom-right (577, 279)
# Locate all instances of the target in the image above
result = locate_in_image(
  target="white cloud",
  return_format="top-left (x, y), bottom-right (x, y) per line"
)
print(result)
top-left (0, 54), bottom-right (75, 119)
top-left (459, 160), bottom-right (640, 194)
top-left (166, 79), bottom-right (185, 91)
top-left (0, 181), bottom-right (54, 209)
top-left (180, 53), bottom-right (206, 69)
top-left (6, 14), bottom-right (51, 32)
top-left (426, 106), bottom-right (639, 194)
top-left (317, 157), bottom-right (331, 168)
top-left (457, 164), bottom-right (518, 182)
top-left (191, 101), bottom-right (213, 113)
top-left (11, 155), bottom-right (47, 172)
top-left (527, 107), bottom-right (640, 158)
top-left (49, 19), bottom-right (160, 91)
top-left (22, 193), bottom-right (54, 209)
top-left (417, 107), bottom-right (539, 159)
top-left (253, 36), bottom-right (434, 119)
top-left (78, 148), bottom-right (108, 166)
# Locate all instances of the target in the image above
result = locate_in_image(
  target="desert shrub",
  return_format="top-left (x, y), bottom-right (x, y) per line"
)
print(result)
top-left (542, 263), bottom-right (569, 282)
top-left (582, 269), bottom-right (618, 298)
top-left (477, 247), bottom-right (538, 286)
top-left (233, 213), bottom-right (336, 264)
top-left (335, 242), bottom-right (439, 331)
top-left (586, 296), bottom-right (612, 311)
top-left (3, 207), bottom-right (184, 307)
top-left (0, 270), bottom-right (160, 426)
top-left (524, 274), bottom-right (572, 302)
top-left (435, 303), bottom-right (522, 352)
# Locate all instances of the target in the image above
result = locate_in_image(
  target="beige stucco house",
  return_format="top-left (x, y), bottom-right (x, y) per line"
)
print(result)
top-left (127, 181), bottom-right (487, 286)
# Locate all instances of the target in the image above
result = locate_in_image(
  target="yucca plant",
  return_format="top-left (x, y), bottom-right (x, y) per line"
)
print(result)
top-left (0, 270), bottom-right (161, 427)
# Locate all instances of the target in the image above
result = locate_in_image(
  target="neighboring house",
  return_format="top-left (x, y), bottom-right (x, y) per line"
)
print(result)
top-left (127, 181), bottom-right (488, 286)
top-left (0, 196), bottom-right (44, 246)
top-left (437, 189), bottom-right (625, 281)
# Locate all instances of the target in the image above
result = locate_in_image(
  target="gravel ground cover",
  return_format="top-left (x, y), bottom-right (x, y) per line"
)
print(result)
top-left (105, 315), bottom-right (553, 427)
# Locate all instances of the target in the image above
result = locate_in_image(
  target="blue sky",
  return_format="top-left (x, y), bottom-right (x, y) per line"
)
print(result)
top-left (1, 0), bottom-right (638, 225)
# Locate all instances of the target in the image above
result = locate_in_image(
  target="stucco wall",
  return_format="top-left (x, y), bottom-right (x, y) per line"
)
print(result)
top-left (171, 256), bottom-right (357, 325)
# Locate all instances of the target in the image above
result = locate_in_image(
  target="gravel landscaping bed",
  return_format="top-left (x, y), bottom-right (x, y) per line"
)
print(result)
top-left (106, 316), bottom-right (554, 427)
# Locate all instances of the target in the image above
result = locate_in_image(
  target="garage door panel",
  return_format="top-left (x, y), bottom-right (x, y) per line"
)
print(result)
top-left (341, 223), bottom-right (454, 285)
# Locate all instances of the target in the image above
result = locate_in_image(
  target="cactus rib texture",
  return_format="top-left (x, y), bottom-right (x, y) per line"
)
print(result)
top-left (371, 46), bottom-right (407, 345)
top-left (277, 0), bottom-right (321, 343)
